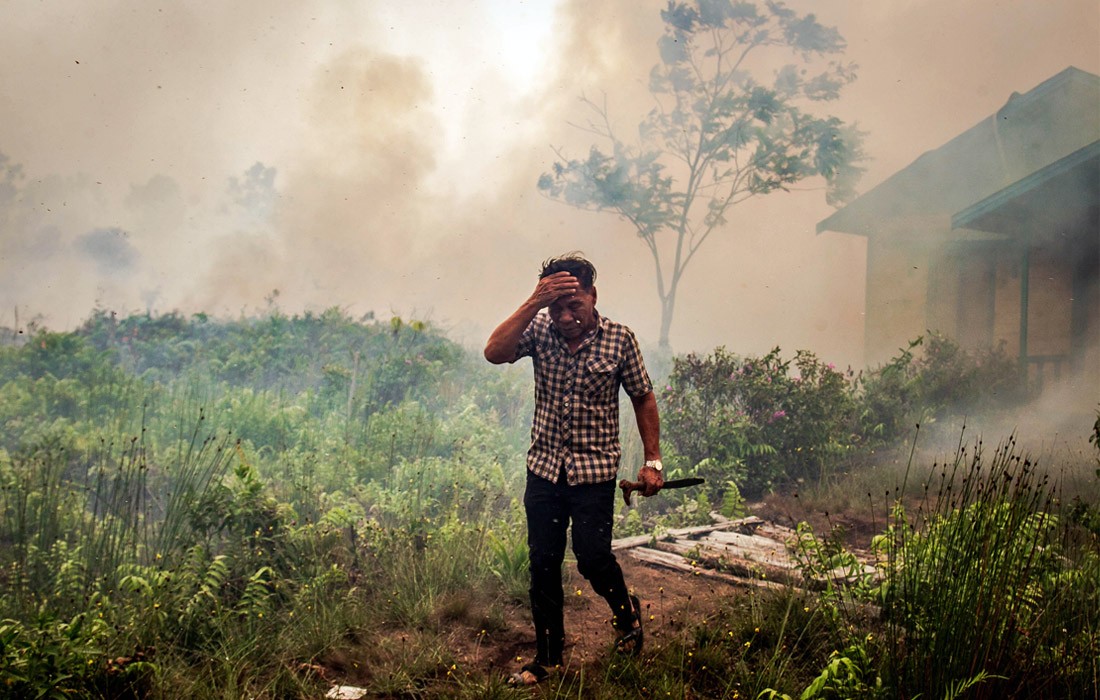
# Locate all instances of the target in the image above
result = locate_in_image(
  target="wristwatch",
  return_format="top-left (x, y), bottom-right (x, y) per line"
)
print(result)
top-left (644, 459), bottom-right (663, 472)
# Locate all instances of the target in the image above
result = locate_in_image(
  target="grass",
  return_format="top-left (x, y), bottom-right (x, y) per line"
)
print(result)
top-left (1, 377), bottom-right (1097, 699)
top-left (877, 431), bottom-right (1100, 698)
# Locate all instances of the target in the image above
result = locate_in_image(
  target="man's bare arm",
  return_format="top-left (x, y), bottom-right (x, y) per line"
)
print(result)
top-left (630, 391), bottom-right (664, 496)
top-left (484, 272), bottom-right (578, 364)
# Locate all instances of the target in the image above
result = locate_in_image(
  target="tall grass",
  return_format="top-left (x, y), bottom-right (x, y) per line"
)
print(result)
top-left (880, 431), bottom-right (1099, 698)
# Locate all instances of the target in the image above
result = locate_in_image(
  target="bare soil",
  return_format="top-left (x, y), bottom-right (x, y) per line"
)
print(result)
top-left (317, 499), bottom-right (878, 692)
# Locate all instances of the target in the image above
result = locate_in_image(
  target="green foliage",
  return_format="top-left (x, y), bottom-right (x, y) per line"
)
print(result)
top-left (0, 612), bottom-right (144, 700)
top-left (789, 522), bottom-right (878, 613)
top-left (855, 333), bottom-right (1022, 443)
top-left (876, 435), bottom-right (1099, 697)
top-left (658, 335), bottom-right (1026, 502)
top-left (589, 588), bottom-right (839, 699)
top-left (769, 639), bottom-right (885, 700)
top-left (662, 346), bottom-right (857, 497)
top-left (486, 503), bottom-right (530, 602)
top-left (0, 308), bottom-right (533, 697)
top-left (765, 638), bottom-right (893, 700)
top-left (539, 0), bottom-right (864, 345)
top-left (2, 307), bottom-right (1094, 698)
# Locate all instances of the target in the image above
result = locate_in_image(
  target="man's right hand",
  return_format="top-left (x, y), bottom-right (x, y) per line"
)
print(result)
top-left (528, 271), bottom-right (579, 309)
top-left (485, 272), bottom-right (578, 364)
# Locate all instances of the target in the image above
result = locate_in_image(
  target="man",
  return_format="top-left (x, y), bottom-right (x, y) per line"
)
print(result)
top-left (484, 253), bottom-right (664, 685)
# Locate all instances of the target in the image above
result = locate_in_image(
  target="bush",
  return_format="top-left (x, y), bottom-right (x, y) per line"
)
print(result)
top-left (662, 347), bottom-right (857, 497)
top-left (855, 333), bottom-right (1021, 443)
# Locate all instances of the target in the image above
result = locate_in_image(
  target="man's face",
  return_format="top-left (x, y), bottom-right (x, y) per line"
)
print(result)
top-left (548, 285), bottom-right (597, 340)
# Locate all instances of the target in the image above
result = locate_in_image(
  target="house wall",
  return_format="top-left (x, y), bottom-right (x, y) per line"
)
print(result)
top-left (866, 232), bottom-right (1094, 398)
top-left (1026, 248), bottom-right (1075, 357)
top-left (992, 250), bottom-right (1020, 351)
top-left (864, 236), bottom-right (930, 367)
top-left (924, 244), bottom-right (957, 339)
top-left (1069, 227), bottom-right (1100, 396)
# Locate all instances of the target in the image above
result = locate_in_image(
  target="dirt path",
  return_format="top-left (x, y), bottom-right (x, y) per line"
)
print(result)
top-left (441, 506), bottom-right (879, 685)
top-left (441, 554), bottom-right (759, 684)
top-left (321, 505), bottom-right (878, 693)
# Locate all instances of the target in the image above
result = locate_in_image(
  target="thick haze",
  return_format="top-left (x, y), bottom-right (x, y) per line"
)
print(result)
top-left (2, 0), bottom-right (1097, 368)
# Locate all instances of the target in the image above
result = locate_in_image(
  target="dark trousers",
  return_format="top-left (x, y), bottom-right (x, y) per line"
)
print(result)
top-left (523, 470), bottom-right (633, 666)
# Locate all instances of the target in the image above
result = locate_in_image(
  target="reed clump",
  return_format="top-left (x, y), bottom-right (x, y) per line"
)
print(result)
top-left (878, 431), bottom-right (1099, 698)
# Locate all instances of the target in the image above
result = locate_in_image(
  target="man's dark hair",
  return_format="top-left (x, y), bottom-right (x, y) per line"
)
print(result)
top-left (539, 253), bottom-right (597, 290)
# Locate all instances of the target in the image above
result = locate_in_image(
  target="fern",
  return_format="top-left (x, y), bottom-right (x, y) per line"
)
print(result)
top-left (236, 566), bottom-right (277, 619)
top-left (181, 551), bottom-right (230, 620)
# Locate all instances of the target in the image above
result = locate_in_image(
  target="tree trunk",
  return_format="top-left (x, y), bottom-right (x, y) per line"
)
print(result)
top-left (658, 289), bottom-right (676, 349)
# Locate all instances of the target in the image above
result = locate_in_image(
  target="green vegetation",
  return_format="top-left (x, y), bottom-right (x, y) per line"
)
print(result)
top-left (1, 310), bottom-right (1096, 698)
top-left (0, 309), bottom-right (530, 698)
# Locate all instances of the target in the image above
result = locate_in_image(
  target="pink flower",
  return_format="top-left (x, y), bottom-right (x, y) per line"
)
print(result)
top-left (771, 410), bottom-right (787, 421)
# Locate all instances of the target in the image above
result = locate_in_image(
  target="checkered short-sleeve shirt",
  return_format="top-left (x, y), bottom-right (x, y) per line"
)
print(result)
top-left (511, 311), bottom-right (653, 485)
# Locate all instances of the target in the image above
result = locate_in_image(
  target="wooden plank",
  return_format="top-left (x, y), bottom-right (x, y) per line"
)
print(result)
top-left (702, 530), bottom-right (791, 554)
top-left (653, 539), bottom-right (801, 584)
top-left (616, 513), bottom-right (881, 597)
top-left (663, 516), bottom-right (765, 539)
top-left (626, 547), bottom-right (787, 591)
top-left (611, 534), bottom-right (656, 551)
top-left (611, 516), bottom-right (766, 551)
top-left (695, 534), bottom-right (793, 565)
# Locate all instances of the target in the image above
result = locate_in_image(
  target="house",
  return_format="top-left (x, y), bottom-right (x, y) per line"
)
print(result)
top-left (817, 67), bottom-right (1099, 397)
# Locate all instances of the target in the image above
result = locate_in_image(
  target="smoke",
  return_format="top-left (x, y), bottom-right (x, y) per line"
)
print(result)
top-left (0, 0), bottom-right (1096, 377)
top-left (76, 227), bottom-right (138, 273)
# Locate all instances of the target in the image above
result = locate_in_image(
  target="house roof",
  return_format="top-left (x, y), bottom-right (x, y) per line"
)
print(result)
top-left (952, 139), bottom-right (1099, 240)
top-left (817, 66), bottom-right (1100, 237)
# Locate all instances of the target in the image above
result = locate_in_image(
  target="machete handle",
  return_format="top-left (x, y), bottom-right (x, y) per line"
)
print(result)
top-left (619, 479), bottom-right (645, 506)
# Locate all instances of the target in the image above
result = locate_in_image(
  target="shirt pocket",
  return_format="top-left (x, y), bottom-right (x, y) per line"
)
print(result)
top-left (583, 356), bottom-right (619, 400)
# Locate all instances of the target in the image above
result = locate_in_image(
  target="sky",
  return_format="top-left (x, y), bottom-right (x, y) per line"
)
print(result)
top-left (1, 0), bottom-right (1097, 369)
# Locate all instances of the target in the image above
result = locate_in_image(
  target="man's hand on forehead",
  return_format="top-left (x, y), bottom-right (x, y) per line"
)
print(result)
top-left (530, 271), bottom-right (580, 308)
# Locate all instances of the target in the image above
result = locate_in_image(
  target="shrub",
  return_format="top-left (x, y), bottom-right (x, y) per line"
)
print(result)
top-left (855, 333), bottom-right (1022, 444)
top-left (662, 347), bottom-right (857, 497)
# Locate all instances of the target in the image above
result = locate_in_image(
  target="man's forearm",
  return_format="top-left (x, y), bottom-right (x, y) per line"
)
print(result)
top-left (486, 271), bottom-right (581, 364)
top-left (483, 300), bottom-right (540, 364)
top-left (631, 391), bottom-right (661, 461)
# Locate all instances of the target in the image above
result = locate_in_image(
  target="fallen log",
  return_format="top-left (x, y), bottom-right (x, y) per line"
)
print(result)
top-left (626, 547), bottom-right (786, 591)
top-left (652, 538), bottom-right (801, 585)
top-left (611, 516), bottom-right (765, 551)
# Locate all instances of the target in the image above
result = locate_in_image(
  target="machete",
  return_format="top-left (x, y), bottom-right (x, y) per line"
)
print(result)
top-left (619, 476), bottom-right (705, 506)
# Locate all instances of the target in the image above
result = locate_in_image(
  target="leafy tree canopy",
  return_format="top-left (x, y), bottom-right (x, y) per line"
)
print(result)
top-left (539, 0), bottom-right (866, 347)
